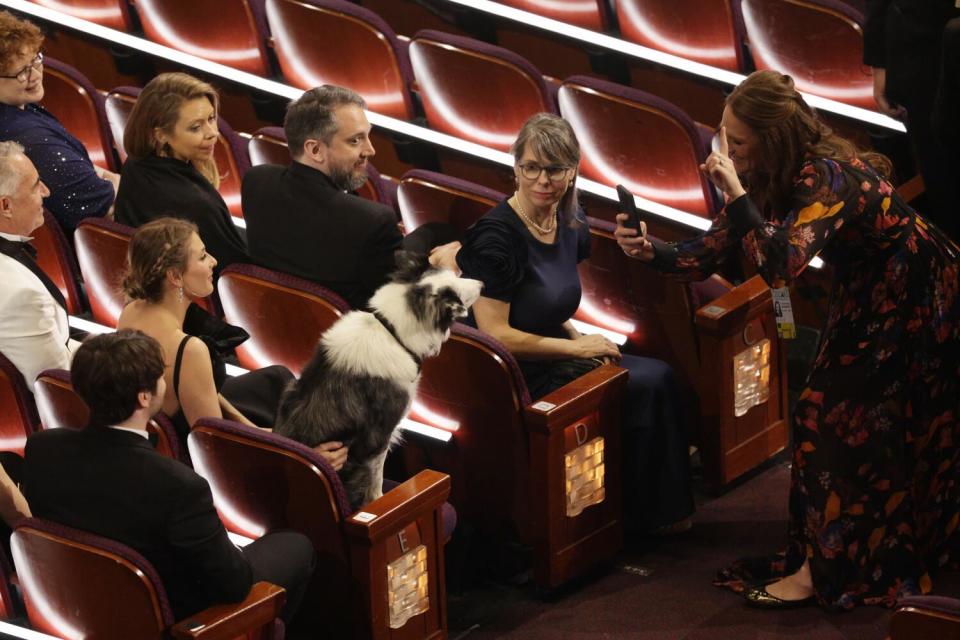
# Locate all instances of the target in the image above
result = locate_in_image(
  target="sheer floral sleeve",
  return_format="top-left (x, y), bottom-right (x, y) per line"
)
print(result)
top-left (645, 210), bottom-right (741, 282)
top-left (729, 158), bottom-right (868, 288)
top-left (651, 158), bottom-right (868, 287)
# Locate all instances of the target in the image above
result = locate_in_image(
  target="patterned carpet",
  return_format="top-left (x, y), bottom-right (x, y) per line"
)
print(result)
top-left (447, 459), bottom-right (960, 639)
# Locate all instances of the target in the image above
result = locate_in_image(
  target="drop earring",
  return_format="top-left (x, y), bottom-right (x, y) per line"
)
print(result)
top-left (177, 287), bottom-right (184, 303)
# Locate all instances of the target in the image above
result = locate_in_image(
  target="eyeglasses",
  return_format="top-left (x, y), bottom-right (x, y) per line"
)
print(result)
top-left (0, 52), bottom-right (44, 83)
top-left (517, 162), bottom-right (572, 182)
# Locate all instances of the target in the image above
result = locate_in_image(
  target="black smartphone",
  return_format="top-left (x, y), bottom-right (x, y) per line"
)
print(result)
top-left (616, 184), bottom-right (642, 232)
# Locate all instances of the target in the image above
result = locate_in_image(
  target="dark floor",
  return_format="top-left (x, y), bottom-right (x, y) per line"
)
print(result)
top-left (446, 460), bottom-right (960, 639)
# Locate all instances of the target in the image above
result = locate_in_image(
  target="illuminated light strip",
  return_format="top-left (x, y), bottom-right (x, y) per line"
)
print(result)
top-left (226, 531), bottom-right (256, 547)
top-left (568, 319), bottom-right (628, 346)
top-left (0, 621), bottom-right (64, 640)
top-left (410, 400), bottom-right (460, 431)
top-left (400, 418), bottom-right (454, 442)
top-left (444, 0), bottom-right (905, 133)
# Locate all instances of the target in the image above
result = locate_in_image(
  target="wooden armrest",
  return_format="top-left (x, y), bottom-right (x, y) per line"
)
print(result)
top-left (170, 582), bottom-right (285, 640)
top-left (523, 363), bottom-right (629, 435)
top-left (694, 275), bottom-right (773, 336)
top-left (342, 469), bottom-right (451, 542)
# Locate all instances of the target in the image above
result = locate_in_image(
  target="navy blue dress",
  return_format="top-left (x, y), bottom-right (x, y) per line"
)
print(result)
top-left (457, 200), bottom-right (694, 530)
top-left (0, 103), bottom-right (114, 233)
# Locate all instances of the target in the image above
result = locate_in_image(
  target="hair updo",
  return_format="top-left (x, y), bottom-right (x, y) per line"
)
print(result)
top-left (122, 217), bottom-right (198, 303)
top-left (726, 70), bottom-right (891, 211)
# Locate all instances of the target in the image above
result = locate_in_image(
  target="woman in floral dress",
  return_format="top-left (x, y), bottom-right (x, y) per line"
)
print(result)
top-left (615, 70), bottom-right (960, 610)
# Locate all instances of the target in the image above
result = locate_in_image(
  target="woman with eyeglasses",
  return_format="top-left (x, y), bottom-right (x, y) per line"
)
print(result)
top-left (453, 112), bottom-right (695, 536)
top-left (0, 11), bottom-right (118, 233)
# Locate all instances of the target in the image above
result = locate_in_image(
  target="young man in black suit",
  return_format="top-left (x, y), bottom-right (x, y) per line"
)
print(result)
top-left (241, 86), bottom-right (403, 309)
top-left (21, 330), bottom-right (315, 623)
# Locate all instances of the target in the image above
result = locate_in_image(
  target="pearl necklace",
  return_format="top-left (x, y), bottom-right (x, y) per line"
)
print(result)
top-left (513, 193), bottom-right (557, 235)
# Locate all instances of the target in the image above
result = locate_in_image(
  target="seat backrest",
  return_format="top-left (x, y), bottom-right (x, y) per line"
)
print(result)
top-left (248, 126), bottom-right (290, 167)
top-left (559, 75), bottom-right (717, 218)
top-left (189, 418), bottom-right (351, 554)
top-left (33, 369), bottom-right (184, 461)
top-left (0, 352), bottom-right (39, 457)
top-left (74, 217), bottom-right (133, 327)
top-left (12, 518), bottom-right (175, 639)
top-left (246, 127), bottom-right (386, 204)
top-left (32, 210), bottom-right (84, 315)
top-left (891, 595), bottom-right (960, 640)
top-left (615, 0), bottom-right (745, 72)
top-left (411, 324), bottom-right (532, 533)
top-left (104, 86), bottom-right (137, 164)
top-left (217, 264), bottom-right (350, 376)
top-left (29, 0), bottom-right (134, 33)
top-left (131, 0), bottom-right (272, 75)
top-left (408, 29), bottom-right (556, 152)
top-left (105, 86), bottom-right (250, 217)
top-left (40, 57), bottom-right (116, 171)
top-left (397, 169), bottom-right (504, 234)
top-left (33, 369), bottom-right (88, 431)
top-left (497, 0), bottom-right (611, 31)
top-left (265, 0), bottom-right (415, 120)
top-left (740, 0), bottom-right (874, 109)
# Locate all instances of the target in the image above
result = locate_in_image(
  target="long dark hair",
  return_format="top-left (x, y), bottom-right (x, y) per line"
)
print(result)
top-left (727, 70), bottom-right (892, 212)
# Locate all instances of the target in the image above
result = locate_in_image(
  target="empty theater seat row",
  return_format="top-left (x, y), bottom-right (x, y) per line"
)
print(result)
top-left (28, 0), bottom-right (876, 114)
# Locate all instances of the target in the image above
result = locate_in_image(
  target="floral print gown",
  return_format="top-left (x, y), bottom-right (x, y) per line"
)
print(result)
top-left (647, 157), bottom-right (960, 609)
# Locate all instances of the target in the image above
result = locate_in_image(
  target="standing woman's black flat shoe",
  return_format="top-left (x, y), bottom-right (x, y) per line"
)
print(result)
top-left (743, 585), bottom-right (816, 609)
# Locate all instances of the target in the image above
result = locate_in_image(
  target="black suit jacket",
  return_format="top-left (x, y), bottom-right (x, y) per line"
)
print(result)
top-left (22, 427), bottom-right (252, 620)
top-left (241, 162), bottom-right (402, 309)
top-left (115, 155), bottom-right (251, 273)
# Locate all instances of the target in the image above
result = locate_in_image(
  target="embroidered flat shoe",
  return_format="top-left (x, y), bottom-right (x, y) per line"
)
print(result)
top-left (742, 585), bottom-right (815, 609)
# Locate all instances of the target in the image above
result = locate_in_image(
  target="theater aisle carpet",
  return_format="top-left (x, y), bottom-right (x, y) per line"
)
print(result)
top-left (447, 460), bottom-right (960, 639)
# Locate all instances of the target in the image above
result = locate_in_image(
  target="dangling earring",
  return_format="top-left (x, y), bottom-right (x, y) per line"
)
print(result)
top-left (177, 286), bottom-right (184, 303)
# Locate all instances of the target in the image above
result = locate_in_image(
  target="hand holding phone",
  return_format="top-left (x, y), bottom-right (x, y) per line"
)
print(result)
top-left (616, 184), bottom-right (642, 232)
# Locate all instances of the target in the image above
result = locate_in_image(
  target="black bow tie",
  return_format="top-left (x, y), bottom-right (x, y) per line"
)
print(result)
top-left (17, 241), bottom-right (37, 260)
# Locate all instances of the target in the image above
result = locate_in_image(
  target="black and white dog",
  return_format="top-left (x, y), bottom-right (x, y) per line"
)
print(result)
top-left (275, 251), bottom-right (482, 508)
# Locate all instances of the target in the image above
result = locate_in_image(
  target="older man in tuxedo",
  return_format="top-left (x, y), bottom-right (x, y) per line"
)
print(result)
top-left (0, 140), bottom-right (79, 388)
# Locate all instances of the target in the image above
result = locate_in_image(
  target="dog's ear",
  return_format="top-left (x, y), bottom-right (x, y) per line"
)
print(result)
top-left (391, 250), bottom-right (432, 283)
top-left (434, 287), bottom-right (467, 331)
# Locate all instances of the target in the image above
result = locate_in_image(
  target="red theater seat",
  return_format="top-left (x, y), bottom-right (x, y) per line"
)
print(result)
top-left (559, 75), bottom-right (717, 218)
top-left (615, 0), bottom-right (745, 72)
top-left (401, 324), bottom-right (628, 588)
top-left (408, 30), bottom-right (556, 152)
top-left (41, 57), bottom-right (116, 171)
top-left (890, 596), bottom-right (960, 640)
top-left (31, 211), bottom-right (85, 316)
top-left (73, 217), bottom-right (133, 328)
top-left (496, 0), bottom-right (611, 31)
top-left (130, 0), bottom-right (272, 75)
top-left (189, 418), bottom-right (451, 639)
top-left (12, 518), bottom-right (285, 639)
top-left (265, 0), bottom-right (416, 120)
top-left (0, 352), bottom-right (39, 456)
top-left (577, 220), bottom-right (789, 487)
top-left (33, 368), bottom-right (182, 461)
top-left (217, 264), bottom-right (350, 376)
top-left (105, 86), bottom-right (251, 218)
top-left (28, 0), bottom-right (134, 31)
top-left (740, 0), bottom-right (874, 110)
top-left (246, 127), bottom-right (388, 205)
top-left (396, 169), bottom-right (504, 234)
